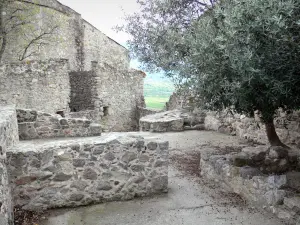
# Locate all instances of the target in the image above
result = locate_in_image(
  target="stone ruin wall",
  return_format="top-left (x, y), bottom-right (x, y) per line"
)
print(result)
top-left (2, 0), bottom-right (130, 72)
top-left (7, 135), bottom-right (168, 211)
top-left (0, 106), bottom-right (19, 225)
top-left (1, 0), bottom-right (145, 132)
top-left (17, 109), bottom-right (102, 140)
top-left (0, 106), bottom-right (169, 221)
top-left (166, 92), bottom-right (300, 147)
top-left (0, 59), bottom-right (70, 114)
top-left (96, 63), bottom-right (145, 131)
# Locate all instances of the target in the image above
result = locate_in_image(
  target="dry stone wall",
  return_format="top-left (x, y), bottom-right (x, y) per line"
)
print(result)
top-left (204, 110), bottom-right (300, 147)
top-left (0, 59), bottom-right (70, 114)
top-left (7, 134), bottom-right (169, 211)
top-left (95, 63), bottom-right (145, 131)
top-left (200, 146), bottom-right (300, 224)
top-left (0, 106), bottom-right (19, 225)
top-left (69, 71), bottom-right (97, 112)
top-left (17, 109), bottom-right (102, 140)
top-left (3, 0), bottom-right (130, 72)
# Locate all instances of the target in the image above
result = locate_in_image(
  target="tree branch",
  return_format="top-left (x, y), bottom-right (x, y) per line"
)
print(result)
top-left (19, 26), bottom-right (58, 61)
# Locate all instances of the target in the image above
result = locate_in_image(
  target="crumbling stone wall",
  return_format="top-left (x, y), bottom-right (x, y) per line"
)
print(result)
top-left (95, 63), bottom-right (145, 131)
top-left (83, 21), bottom-right (129, 71)
top-left (0, 106), bottom-right (19, 225)
top-left (2, 0), bottom-right (130, 72)
top-left (7, 134), bottom-right (169, 211)
top-left (0, 59), bottom-right (70, 114)
top-left (17, 109), bottom-right (101, 140)
top-left (204, 110), bottom-right (300, 147)
top-left (166, 92), bottom-right (300, 146)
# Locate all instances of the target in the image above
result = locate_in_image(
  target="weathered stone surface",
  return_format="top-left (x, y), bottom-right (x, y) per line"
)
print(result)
top-left (267, 146), bottom-right (289, 159)
top-left (17, 109), bottom-right (102, 140)
top-left (7, 133), bottom-right (169, 211)
top-left (69, 193), bottom-right (85, 202)
top-left (97, 181), bottom-right (112, 191)
top-left (242, 146), bottom-right (267, 162)
top-left (147, 142), bottom-right (158, 150)
top-left (83, 168), bottom-right (98, 180)
top-left (0, 106), bottom-right (18, 224)
top-left (284, 197), bottom-right (300, 211)
top-left (53, 172), bottom-right (72, 181)
top-left (200, 150), bottom-right (299, 225)
top-left (104, 152), bottom-right (115, 161)
top-left (73, 159), bottom-right (86, 167)
top-left (140, 110), bottom-right (185, 132)
top-left (70, 180), bottom-right (88, 191)
top-left (239, 166), bottom-right (263, 179)
top-left (122, 152), bottom-right (137, 163)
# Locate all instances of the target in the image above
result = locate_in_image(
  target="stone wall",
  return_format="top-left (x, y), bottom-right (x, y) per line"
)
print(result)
top-left (200, 146), bottom-right (300, 224)
top-left (138, 107), bottom-right (162, 120)
top-left (69, 71), bottom-right (97, 112)
top-left (7, 134), bottom-right (169, 211)
top-left (95, 64), bottom-right (145, 131)
top-left (17, 109), bottom-right (101, 140)
top-left (204, 110), bottom-right (300, 146)
top-left (0, 59), bottom-right (70, 114)
top-left (0, 106), bottom-right (19, 225)
top-left (2, 0), bottom-right (129, 72)
top-left (83, 21), bottom-right (129, 71)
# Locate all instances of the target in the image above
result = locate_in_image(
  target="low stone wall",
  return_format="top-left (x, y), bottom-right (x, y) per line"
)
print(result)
top-left (138, 107), bottom-right (162, 120)
top-left (17, 109), bottom-right (102, 140)
top-left (204, 110), bottom-right (300, 146)
top-left (200, 146), bottom-right (300, 224)
top-left (7, 134), bottom-right (169, 210)
top-left (0, 105), bottom-right (19, 225)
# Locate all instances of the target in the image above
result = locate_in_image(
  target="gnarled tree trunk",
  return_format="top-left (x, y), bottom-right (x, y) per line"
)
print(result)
top-left (265, 120), bottom-right (289, 148)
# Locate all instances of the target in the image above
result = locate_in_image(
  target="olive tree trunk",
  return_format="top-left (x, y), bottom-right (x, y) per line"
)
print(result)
top-left (265, 120), bottom-right (289, 148)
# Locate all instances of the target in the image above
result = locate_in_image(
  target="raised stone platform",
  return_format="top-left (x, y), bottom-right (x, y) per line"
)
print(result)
top-left (139, 109), bottom-right (205, 132)
top-left (7, 133), bottom-right (169, 210)
top-left (200, 146), bottom-right (300, 224)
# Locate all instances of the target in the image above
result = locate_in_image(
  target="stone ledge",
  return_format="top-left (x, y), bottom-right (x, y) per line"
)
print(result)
top-left (200, 148), bottom-right (300, 224)
top-left (17, 109), bottom-right (102, 140)
top-left (7, 133), bottom-right (169, 211)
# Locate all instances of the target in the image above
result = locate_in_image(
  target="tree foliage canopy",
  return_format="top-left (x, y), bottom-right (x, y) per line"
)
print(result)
top-left (120, 0), bottom-right (300, 124)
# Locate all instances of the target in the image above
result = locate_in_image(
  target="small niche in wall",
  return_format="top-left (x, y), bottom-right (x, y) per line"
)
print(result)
top-left (103, 107), bottom-right (109, 116)
top-left (56, 110), bottom-right (65, 117)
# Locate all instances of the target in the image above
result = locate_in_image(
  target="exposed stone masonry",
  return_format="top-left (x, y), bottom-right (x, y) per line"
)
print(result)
top-left (0, 59), bottom-right (70, 114)
top-left (69, 71), bottom-right (96, 112)
top-left (7, 134), bottom-right (169, 210)
top-left (17, 109), bottom-right (102, 140)
top-left (0, 106), bottom-right (19, 225)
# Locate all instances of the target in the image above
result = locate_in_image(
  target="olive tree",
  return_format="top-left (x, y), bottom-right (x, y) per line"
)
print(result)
top-left (120, 0), bottom-right (300, 147)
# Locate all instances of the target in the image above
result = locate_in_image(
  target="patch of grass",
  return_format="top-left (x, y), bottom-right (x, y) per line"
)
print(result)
top-left (145, 96), bottom-right (169, 109)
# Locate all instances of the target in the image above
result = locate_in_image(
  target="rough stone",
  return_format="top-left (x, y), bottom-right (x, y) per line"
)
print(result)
top-left (97, 181), bottom-right (112, 191)
top-left (70, 180), bottom-right (88, 191)
top-left (73, 159), bottom-right (86, 167)
top-left (147, 142), bottom-right (158, 150)
top-left (69, 193), bottom-right (84, 202)
top-left (83, 168), bottom-right (98, 180)
top-left (53, 172), bottom-right (72, 181)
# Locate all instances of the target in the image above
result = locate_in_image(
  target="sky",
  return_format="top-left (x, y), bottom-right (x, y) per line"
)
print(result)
top-left (59, 0), bottom-right (139, 45)
top-left (58, 0), bottom-right (172, 83)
